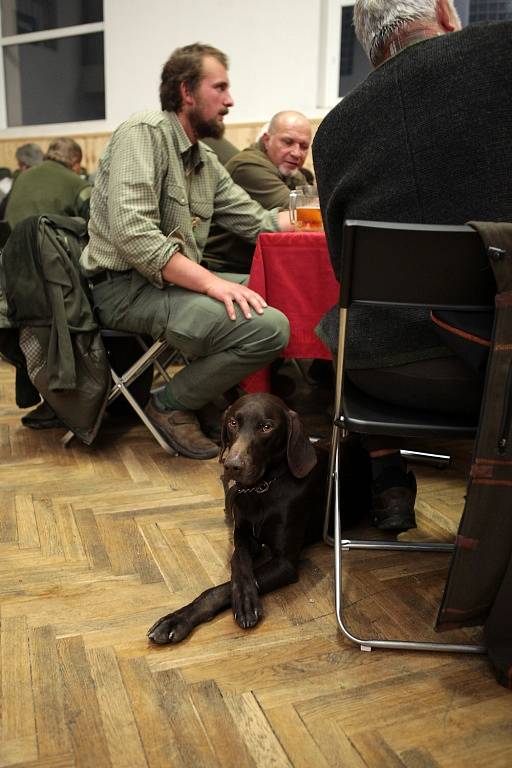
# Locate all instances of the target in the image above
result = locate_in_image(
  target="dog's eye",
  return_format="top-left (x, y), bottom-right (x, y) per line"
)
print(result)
top-left (260, 422), bottom-right (273, 433)
top-left (228, 417), bottom-right (238, 428)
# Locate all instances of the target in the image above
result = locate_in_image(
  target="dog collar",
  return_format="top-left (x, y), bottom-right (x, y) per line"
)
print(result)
top-left (235, 478), bottom-right (275, 494)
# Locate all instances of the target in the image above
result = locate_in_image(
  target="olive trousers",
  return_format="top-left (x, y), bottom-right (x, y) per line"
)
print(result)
top-left (91, 269), bottom-right (290, 410)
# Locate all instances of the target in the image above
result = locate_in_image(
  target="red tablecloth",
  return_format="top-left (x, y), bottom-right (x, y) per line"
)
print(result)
top-left (243, 232), bottom-right (340, 392)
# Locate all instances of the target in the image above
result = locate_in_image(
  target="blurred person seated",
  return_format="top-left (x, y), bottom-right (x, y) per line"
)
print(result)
top-left (313, 0), bottom-right (512, 531)
top-left (0, 143), bottom-right (44, 219)
top-left (205, 110), bottom-right (312, 272)
top-left (15, 142), bottom-right (44, 172)
top-left (202, 131), bottom-right (240, 166)
top-left (4, 138), bottom-right (92, 429)
top-left (5, 137), bottom-right (92, 229)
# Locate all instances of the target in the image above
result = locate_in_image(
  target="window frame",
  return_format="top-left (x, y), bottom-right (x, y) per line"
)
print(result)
top-left (0, 10), bottom-right (105, 133)
top-left (317, 0), bottom-right (355, 108)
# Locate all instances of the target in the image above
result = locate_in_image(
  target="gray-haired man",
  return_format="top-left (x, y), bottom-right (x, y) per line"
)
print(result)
top-left (313, 0), bottom-right (512, 530)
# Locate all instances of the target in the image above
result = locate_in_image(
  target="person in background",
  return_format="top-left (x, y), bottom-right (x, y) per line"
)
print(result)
top-left (0, 143), bottom-right (44, 220)
top-left (201, 131), bottom-right (240, 166)
top-left (5, 137), bottom-right (92, 229)
top-left (80, 42), bottom-right (292, 460)
top-left (15, 142), bottom-right (44, 172)
top-left (205, 110), bottom-right (312, 273)
top-left (313, 0), bottom-right (512, 531)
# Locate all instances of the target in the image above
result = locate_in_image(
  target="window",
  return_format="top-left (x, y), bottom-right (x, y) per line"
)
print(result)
top-left (469, 0), bottom-right (512, 21)
top-left (0, 0), bottom-right (105, 128)
top-left (322, 0), bottom-right (511, 106)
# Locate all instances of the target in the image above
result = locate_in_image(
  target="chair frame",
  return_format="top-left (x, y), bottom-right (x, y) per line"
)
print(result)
top-left (324, 220), bottom-right (493, 655)
top-left (62, 333), bottom-right (178, 455)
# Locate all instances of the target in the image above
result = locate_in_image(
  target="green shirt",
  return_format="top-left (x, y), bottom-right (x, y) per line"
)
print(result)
top-left (5, 160), bottom-right (91, 230)
top-left (81, 111), bottom-right (279, 288)
top-left (204, 138), bottom-right (308, 272)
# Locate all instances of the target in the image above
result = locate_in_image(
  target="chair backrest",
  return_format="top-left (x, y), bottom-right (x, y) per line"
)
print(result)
top-left (340, 220), bottom-right (496, 310)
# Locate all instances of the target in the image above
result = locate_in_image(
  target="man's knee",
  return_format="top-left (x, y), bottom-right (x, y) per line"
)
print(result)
top-left (258, 307), bottom-right (290, 351)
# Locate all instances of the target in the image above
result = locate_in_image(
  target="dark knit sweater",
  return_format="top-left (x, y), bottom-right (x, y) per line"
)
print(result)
top-left (313, 21), bottom-right (512, 368)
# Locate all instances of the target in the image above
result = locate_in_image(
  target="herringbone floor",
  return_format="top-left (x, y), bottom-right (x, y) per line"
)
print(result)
top-left (0, 360), bottom-right (510, 768)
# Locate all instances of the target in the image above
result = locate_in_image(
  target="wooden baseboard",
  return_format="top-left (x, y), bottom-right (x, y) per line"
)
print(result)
top-left (0, 119), bottom-right (324, 176)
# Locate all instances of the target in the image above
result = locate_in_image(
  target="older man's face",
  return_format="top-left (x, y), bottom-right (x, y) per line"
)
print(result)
top-left (263, 117), bottom-right (311, 177)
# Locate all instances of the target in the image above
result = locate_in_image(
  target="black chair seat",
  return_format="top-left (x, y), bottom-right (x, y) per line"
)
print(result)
top-left (340, 378), bottom-right (477, 439)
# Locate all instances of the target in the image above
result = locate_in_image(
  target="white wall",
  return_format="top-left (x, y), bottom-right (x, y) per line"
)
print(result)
top-left (104, 0), bottom-right (326, 127)
top-left (0, 0), bottom-right (341, 138)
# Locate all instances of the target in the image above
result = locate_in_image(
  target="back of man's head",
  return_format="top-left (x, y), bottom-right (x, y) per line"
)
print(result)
top-left (16, 142), bottom-right (44, 171)
top-left (354, 0), bottom-right (460, 64)
top-left (45, 137), bottom-right (83, 173)
top-left (160, 42), bottom-right (228, 113)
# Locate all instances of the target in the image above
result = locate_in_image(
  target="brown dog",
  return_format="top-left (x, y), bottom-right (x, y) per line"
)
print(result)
top-left (147, 393), bottom-right (327, 644)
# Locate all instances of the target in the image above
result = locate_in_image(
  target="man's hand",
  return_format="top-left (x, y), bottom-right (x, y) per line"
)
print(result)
top-left (204, 275), bottom-right (267, 320)
top-left (277, 210), bottom-right (295, 232)
top-left (161, 251), bottom-right (267, 320)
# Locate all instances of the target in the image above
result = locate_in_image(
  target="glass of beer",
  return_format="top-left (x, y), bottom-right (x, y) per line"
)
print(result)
top-left (289, 185), bottom-right (323, 231)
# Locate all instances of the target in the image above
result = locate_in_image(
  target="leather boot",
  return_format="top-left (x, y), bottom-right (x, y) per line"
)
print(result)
top-left (145, 397), bottom-right (219, 459)
top-left (372, 467), bottom-right (417, 532)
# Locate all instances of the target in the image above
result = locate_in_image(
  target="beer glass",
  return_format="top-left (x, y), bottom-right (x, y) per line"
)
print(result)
top-left (289, 185), bottom-right (323, 231)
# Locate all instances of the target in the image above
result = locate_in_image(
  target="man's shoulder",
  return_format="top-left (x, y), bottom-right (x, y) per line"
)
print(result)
top-left (111, 110), bottom-right (171, 140)
top-left (226, 143), bottom-right (273, 174)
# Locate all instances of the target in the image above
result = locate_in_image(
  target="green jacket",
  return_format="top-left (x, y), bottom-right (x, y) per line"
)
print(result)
top-left (204, 138), bottom-right (309, 272)
top-left (5, 160), bottom-right (91, 229)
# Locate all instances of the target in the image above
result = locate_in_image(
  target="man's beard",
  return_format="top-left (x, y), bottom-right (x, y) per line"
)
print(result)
top-left (189, 107), bottom-right (226, 139)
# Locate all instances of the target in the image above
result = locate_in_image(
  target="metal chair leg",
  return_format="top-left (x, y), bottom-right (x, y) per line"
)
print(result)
top-left (331, 435), bottom-right (485, 654)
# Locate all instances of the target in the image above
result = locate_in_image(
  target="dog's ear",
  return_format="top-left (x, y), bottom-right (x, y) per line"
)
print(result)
top-left (219, 406), bottom-right (231, 464)
top-left (286, 408), bottom-right (317, 478)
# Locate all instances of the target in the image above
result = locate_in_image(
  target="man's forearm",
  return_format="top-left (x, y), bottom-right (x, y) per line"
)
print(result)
top-left (161, 251), bottom-right (218, 293)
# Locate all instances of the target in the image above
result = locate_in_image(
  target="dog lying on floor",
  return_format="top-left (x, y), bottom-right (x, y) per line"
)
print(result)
top-left (147, 392), bottom-right (328, 644)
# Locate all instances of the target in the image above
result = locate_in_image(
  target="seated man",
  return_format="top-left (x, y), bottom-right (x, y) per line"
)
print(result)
top-left (313, 0), bottom-right (512, 530)
top-left (0, 143), bottom-right (44, 220)
top-left (204, 110), bottom-right (312, 272)
top-left (201, 132), bottom-right (240, 166)
top-left (5, 137), bottom-right (92, 229)
top-left (81, 42), bottom-right (292, 460)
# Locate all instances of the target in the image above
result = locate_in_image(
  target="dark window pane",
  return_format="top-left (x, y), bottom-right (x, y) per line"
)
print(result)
top-left (3, 31), bottom-right (105, 125)
top-left (339, 5), bottom-right (371, 97)
top-left (469, 0), bottom-right (512, 21)
top-left (1, 0), bottom-right (103, 37)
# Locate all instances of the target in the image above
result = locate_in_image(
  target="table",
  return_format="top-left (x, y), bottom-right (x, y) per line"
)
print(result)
top-left (242, 232), bottom-right (340, 392)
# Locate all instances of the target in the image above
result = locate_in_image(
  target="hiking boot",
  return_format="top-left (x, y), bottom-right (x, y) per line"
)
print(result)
top-left (145, 397), bottom-right (219, 459)
top-left (21, 401), bottom-right (63, 430)
top-left (371, 468), bottom-right (417, 532)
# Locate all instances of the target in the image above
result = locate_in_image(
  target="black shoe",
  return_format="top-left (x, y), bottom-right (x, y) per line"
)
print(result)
top-left (371, 468), bottom-right (417, 532)
top-left (21, 401), bottom-right (64, 430)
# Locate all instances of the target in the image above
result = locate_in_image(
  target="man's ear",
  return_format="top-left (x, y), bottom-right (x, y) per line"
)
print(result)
top-left (262, 132), bottom-right (271, 151)
top-left (436, 0), bottom-right (462, 32)
top-left (179, 80), bottom-right (195, 107)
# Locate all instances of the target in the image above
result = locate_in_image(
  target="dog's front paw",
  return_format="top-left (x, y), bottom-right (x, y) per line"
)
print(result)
top-left (147, 611), bottom-right (193, 645)
top-left (232, 579), bottom-right (261, 629)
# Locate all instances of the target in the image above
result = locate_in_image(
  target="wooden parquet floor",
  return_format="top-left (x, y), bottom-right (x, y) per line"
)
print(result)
top-left (0, 360), bottom-right (511, 768)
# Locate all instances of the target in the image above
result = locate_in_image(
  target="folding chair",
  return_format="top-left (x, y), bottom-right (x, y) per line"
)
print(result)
top-left (62, 330), bottom-right (179, 455)
top-left (325, 219), bottom-right (495, 654)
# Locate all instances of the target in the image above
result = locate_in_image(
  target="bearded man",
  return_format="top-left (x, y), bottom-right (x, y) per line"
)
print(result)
top-left (81, 43), bottom-right (292, 459)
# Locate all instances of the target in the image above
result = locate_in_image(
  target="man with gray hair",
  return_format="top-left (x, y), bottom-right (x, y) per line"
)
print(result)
top-left (5, 136), bottom-right (91, 229)
top-left (15, 142), bottom-right (44, 172)
top-left (313, 0), bottom-right (512, 531)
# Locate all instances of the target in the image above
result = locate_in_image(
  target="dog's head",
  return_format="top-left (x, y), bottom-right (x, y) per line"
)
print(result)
top-left (220, 393), bottom-right (317, 486)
